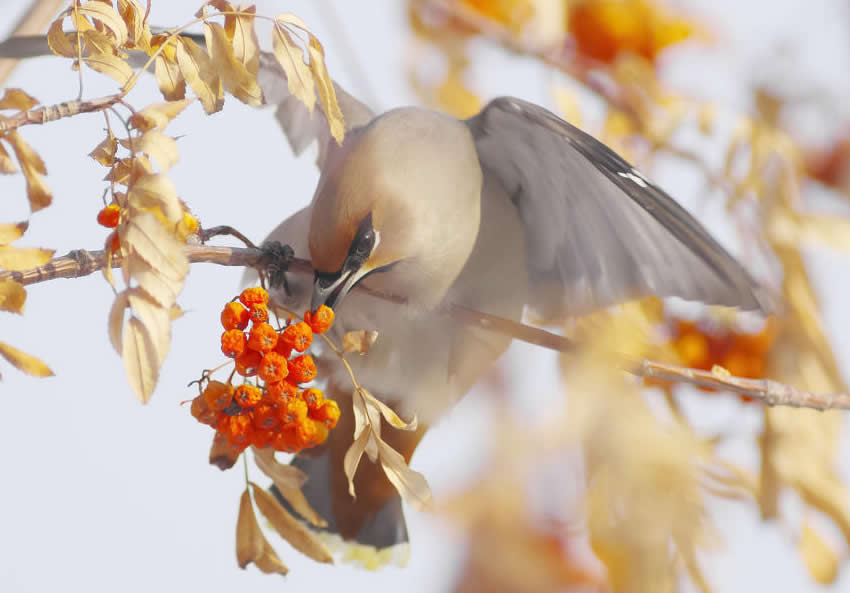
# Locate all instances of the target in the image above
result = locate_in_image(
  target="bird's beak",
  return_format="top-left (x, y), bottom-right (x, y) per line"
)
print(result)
top-left (311, 266), bottom-right (369, 312)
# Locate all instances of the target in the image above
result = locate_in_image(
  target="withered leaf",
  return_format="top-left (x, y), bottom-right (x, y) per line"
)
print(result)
top-left (210, 432), bottom-right (240, 470)
top-left (5, 130), bottom-right (52, 211)
top-left (82, 28), bottom-right (121, 56)
top-left (84, 52), bottom-right (134, 86)
top-left (0, 278), bottom-right (26, 313)
top-left (117, 0), bottom-right (151, 51)
top-left (89, 132), bottom-right (118, 166)
top-left (341, 329), bottom-right (378, 355)
top-left (236, 489), bottom-right (289, 576)
top-left (377, 439), bottom-right (433, 511)
top-left (0, 89), bottom-right (38, 111)
top-left (358, 386), bottom-right (417, 431)
top-left (105, 155), bottom-right (152, 185)
top-left (249, 482), bottom-right (333, 564)
top-left (230, 5), bottom-right (259, 74)
top-left (204, 22), bottom-right (262, 106)
top-left (123, 254), bottom-right (180, 308)
top-left (123, 132), bottom-right (179, 172)
top-left (306, 37), bottom-right (344, 144)
top-left (0, 221), bottom-right (27, 245)
top-left (271, 21), bottom-right (316, 114)
top-left (122, 316), bottom-right (159, 403)
top-left (799, 523), bottom-right (838, 584)
top-left (252, 447), bottom-right (307, 489)
top-left (109, 287), bottom-right (170, 365)
top-left (0, 246), bottom-right (54, 271)
top-left (0, 142), bottom-right (18, 174)
top-left (129, 98), bottom-right (194, 131)
top-left (127, 173), bottom-right (182, 222)
top-left (78, 1), bottom-right (129, 47)
top-left (343, 428), bottom-right (370, 499)
top-left (153, 56), bottom-right (187, 101)
top-left (175, 37), bottom-right (223, 114)
top-left (0, 340), bottom-right (53, 377)
top-left (123, 211), bottom-right (189, 282)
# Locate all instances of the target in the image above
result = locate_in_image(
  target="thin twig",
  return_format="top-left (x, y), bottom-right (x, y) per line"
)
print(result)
top-left (0, 92), bottom-right (124, 132)
top-left (5, 244), bottom-right (850, 411)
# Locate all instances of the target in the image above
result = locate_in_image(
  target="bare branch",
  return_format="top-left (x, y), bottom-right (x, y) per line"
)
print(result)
top-left (4, 244), bottom-right (849, 411)
top-left (0, 93), bottom-right (124, 133)
top-left (0, 0), bottom-right (67, 87)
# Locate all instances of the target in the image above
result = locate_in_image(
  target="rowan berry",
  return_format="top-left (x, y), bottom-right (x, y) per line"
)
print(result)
top-left (221, 302), bottom-right (249, 331)
top-left (280, 321), bottom-right (313, 352)
top-left (273, 338), bottom-right (293, 359)
top-left (305, 305), bottom-right (334, 334)
top-left (265, 379), bottom-right (298, 402)
top-left (240, 286), bottom-right (269, 309)
top-left (258, 351), bottom-right (288, 383)
top-left (220, 414), bottom-right (253, 449)
top-left (252, 403), bottom-right (281, 431)
top-left (234, 384), bottom-right (262, 408)
top-left (288, 354), bottom-right (317, 383)
top-left (279, 397), bottom-right (308, 426)
top-left (313, 399), bottom-right (341, 429)
top-left (248, 322), bottom-right (278, 352)
top-left (191, 394), bottom-right (217, 425)
top-left (107, 231), bottom-right (121, 253)
top-left (221, 329), bottom-right (247, 358)
top-left (251, 426), bottom-right (275, 449)
top-left (97, 204), bottom-right (120, 228)
top-left (300, 387), bottom-right (323, 412)
top-left (202, 380), bottom-right (234, 411)
top-left (249, 303), bottom-right (269, 324)
top-left (235, 349), bottom-right (262, 377)
top-left (297, 418), bottom-right (329, 448)
top-left (271, 424), bottom-right (300, 453)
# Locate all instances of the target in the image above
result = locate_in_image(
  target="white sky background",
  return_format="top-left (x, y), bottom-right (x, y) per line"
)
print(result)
top-left (2, 0), bottom-right (850, 592)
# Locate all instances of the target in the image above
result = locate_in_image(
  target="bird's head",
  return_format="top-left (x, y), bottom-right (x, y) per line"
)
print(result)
top-left (307, 108), bottom-right (482, 313)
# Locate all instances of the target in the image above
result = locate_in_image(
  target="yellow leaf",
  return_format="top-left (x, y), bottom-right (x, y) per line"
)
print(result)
top-left (84, 52), bottom-right (134, 85)
top-left (153, 56), bottom-right (187, 101)
top-left (0, 221), bottom-right (27, 245)
top-left (230, 5), bottom-right (259, 74)
top-left (799, 524), bottom-right (839, 584)
top-left (249, 483), bottom-right (334, 564)
top-left (129, 98), bottom-right (194, 131)
top-left (5, 130), bottom-right (51, 211)
top-left (117, 0), bottom-right (151, 51)
top-left (204, 22), bottom-right (262, 106)
top-left (0, 89), bottom-right (38, 111)
top-left (252, 447), bottom-right (307, 488)
top-left (78, 1), bottom-right (129, 47)
top-left (0, 141), bottom-right (18, 174)
top-left (378, 439), bottom-right (433, 511)
top-left (0, 246), bottom-right (54, 270)
top-left (175, 37), bottom-right (223, 114)
top-left (109, 287), bottom-right (171, 365)
top-left (358, 387), bottom-right (417, 431)
top-left (0, 340), bottom-right (53, 377)
top-left (122, 316), bottom-right (159, 403)
top-left (127, 172), bottom-right (182, 221)
top-left (124, 212), bottom-right (188, 282)
top-left (89, 132), bottom-right (118, 166)
top-left (342, 329), bottom-right (378, 355)
top-left (271, 22), bottom-right (316, 115)
top-left (0, 278), bottom-right (26, 313)
top-left (306, 37), bottom-right (344, 144)
top-left (81, 28), bottom-right (121, 56)
top-left (123, 255), bottom-right (180, 307)
top-left (123, 132), bottom-right (179, 172)
top-left (343, 428), bottom-right (370, 499)
top-left (105, 155), bottom-right (152, 185)
top-left (47, 18), bottom-right (76, 58)
top-left (236, 489), bottom-right (288, 576)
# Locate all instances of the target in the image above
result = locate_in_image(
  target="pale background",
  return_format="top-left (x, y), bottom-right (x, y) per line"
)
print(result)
top-left (2, 1), bottom-right (850, 592)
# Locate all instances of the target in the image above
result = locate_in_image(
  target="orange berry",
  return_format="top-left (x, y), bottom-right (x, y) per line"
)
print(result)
top-left (271, 424), bottom-right (301, 453)
top-left (221, 302), bottom-right (250, 331)
top-left (235, 350), bottom-right (262, 377)
top-left (300, 387), bottom-right (324, 412)
top-left (251, 426), bottom-right (276, 449)
top-left (297, 418), bottom-right (329, 448)
top-left (280, 321), bottom-right (313, 353)
top-left (202, 380), bottom-right (234, 411)
top-left (279, 397), bottom-right (308, 426)
top-left (258, 351), bottom-right (288, 383)
top-left (221, 329), bottom-right (247, 358)
top-left (240, 286), bottom-right (269, 309)
top-left (220, 414), bottom-right (253, 449)
top-left (107, 231), bottom-right (121, 253)
top-left (313, 399), bottom-right (340, 429)
top-left (265, 379), bottom-right (298, 403)
top-left (190, 394), bottom-right (217, 425)
top-left (249, 304), bottom-right (269, 324)
top-left (305, 305), bottom-right (334, 334)
top-left (673, 331), bottom-right (710, 370)
top-left (569, 0), bottom-right (648, 64)
top-left (288, 354), bottom-right (317, 383)
top-left (273, 338), bottom-right (293, 359)
top-left (97, 203), bottom-right (121, 228)
top-left (252, 403), bottom-right (281, 431)
top-left (234, 384), bottom-right (262, 408)
top-left (248, 322), bottom-right (278, 352)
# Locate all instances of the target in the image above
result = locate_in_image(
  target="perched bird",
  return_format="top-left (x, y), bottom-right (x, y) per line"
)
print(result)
top-left (0, 33), bottom-right (773, 558)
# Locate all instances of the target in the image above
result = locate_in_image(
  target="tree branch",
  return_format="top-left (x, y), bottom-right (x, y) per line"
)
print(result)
top-left (4, 244), bottom-right (850, 411)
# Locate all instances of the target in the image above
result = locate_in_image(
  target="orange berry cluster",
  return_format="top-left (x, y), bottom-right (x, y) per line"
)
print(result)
top-left (96, 204), bottom-right (122, 253)
top-left (190, 286), bottom-right (339, 455)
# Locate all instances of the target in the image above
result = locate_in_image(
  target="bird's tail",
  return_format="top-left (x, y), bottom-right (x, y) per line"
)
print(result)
top-left (272, 385), bottom-right (427, 567)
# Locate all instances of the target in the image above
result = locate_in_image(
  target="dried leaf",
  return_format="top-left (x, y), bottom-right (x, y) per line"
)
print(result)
top-left (204, 22), bottom-right (262, 106)
top-left (108, 289), bottom-right (130, 354)
top-left (306, 37), bottom-right (343, 144)
top-left (799, 523), bottom-right (838, 584)
top-left (0, 142), bottom-right (18, 174)
top-left (343, 428), bottom-right (370, 499)
top-left (89, 132), bottom-right (118, 166)
top-left (377, 439), bottom-right (433, 511)
top-left (250, 482), bottom-right (333, 563)
top-left (84, 52), bottom-right (134, 85)
top-left (129, 98), bottom-right (194, 131)
top-left (78, 1), bottom-right (129, 47)
top-left (0, 340), bottom-right (53, 377)
top-left (358, 387), bottom-right (417, 431)
top-left (271, 22), bottom-right (316, 114)
top-left (0, 278), bottom-right (26, 313)
top-left (82, 28), bottom-right (121, 55)
top-left (230, 5), bottom-right (259, 74)
top-left (117, 0), bottom-right (151, 51)
top-left (123, 132), bottom-right (179, 172)
top-left (0, 89), bottom-right (38, 111)
top-left (123, 254), bottom-right (180, 307)
top-left (121, 316), bottom-right (159, 403)
top-left (0, 221), bottom-right (27, 245)
top-left (341, 329), bottom-right (378, 355)
top-left (123, 211), bottom-right (189, 282)
top-left (252, 447), bottom-right (307, 489)
top-left (236, 489), bottom-right (288, 576)
top-left (127, 173), bottom-right (182, 221)
top-left (126, 287), bottom-right (170, 364)
top-left (153, 56), bottom-right (187, 101)
top-left (106, 154), bottom-right (152, 185)
top-left (5, 130), bottom-right (52, 211)
top-left (47, 17), bottom-right (76, 58)
top-left (210, 432), bottom-right (241, 470)
top-left (0, 246), bottom-right (54, 270)
top-left (176, 37), bottom-right (223, 114)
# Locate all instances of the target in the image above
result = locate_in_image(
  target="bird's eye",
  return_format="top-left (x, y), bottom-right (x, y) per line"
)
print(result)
top-left (354, 231), bottom-right (373, 257)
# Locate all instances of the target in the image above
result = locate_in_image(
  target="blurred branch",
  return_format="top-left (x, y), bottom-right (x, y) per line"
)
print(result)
top-left (0, 0), bottom-right (65, 87)
top-left (6, 244), bottom-right (850, 411)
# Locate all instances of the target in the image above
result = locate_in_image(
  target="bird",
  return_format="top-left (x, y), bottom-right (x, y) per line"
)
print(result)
top-left (0, 32), bottom-right (774, 559)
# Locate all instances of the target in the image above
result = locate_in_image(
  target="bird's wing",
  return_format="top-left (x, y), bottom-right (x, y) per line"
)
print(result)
top-left (466, 97), bottom-right (773, 319)
top-left (256, 53), bottom-right (374, 170)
